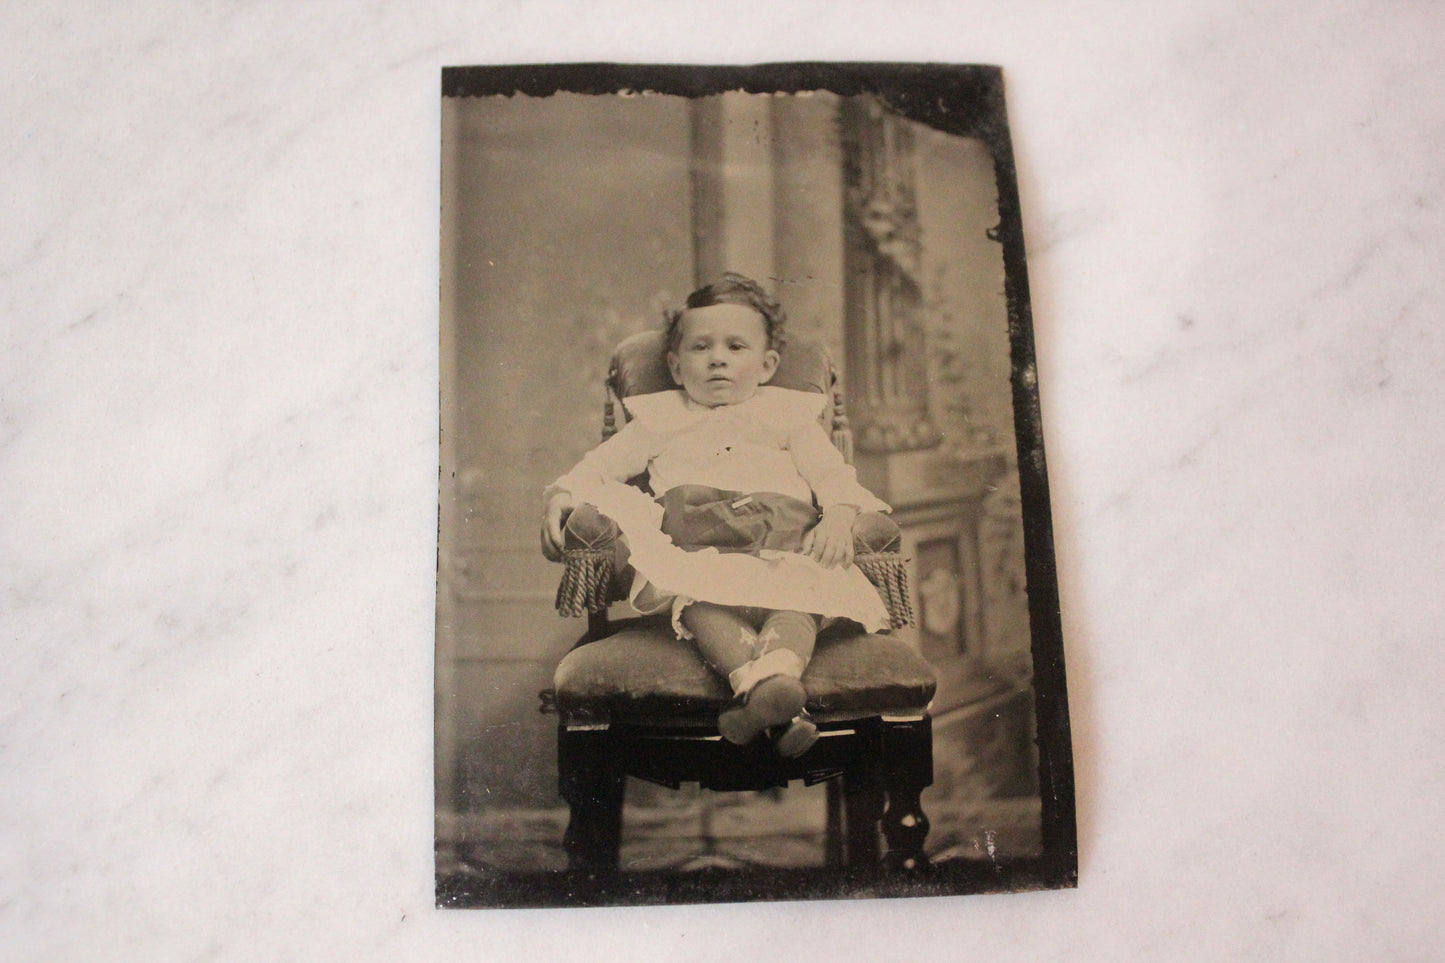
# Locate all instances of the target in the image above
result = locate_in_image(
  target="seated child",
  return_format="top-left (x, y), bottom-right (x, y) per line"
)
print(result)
top-left (541, 273), bottom-right (893, 758)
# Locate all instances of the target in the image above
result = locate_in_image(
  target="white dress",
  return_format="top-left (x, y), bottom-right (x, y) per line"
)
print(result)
top-left (549, 387), bottom-right (893, 636)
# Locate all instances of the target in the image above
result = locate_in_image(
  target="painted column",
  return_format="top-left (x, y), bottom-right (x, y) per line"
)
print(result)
top-left (771, 92), bottom-right (846, 363)
top-left (690, 93), bottom-right (775, 288)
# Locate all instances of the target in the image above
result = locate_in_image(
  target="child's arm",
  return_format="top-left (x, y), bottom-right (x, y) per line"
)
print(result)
top-left (787, 422), bottom-right (891, 513)
top-left (788, 421), bottom-right (891, 569)
top-left (540, 421), bottom-right (656, 560)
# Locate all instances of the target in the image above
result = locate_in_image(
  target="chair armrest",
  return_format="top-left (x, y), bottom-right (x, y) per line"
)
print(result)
top-left (852, 510), bottom-right (902, 555)
top-left (555, 505), bottom-right (623, 618)
top-left (852, 512), bottom-right (913, 629)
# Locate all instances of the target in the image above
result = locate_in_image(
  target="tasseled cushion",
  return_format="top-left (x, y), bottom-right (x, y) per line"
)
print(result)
top-left (555, 549), bottom-right (614, 618)
top-left (855, 552), bottom-right (915, 630)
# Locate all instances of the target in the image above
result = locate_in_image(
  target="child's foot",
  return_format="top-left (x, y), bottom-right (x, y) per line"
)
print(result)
top-left (772, 714), bottom-right (819, 759)
top-left (718, 675), bottom-right (807, 746)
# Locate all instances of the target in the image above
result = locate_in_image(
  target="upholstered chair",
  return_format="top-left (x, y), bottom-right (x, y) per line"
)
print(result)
top-left (543, 330), bottom-right (936, 872)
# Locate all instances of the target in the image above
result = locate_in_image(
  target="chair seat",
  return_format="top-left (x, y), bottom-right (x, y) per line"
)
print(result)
top-left (554, 616), bottom-right (936, 722)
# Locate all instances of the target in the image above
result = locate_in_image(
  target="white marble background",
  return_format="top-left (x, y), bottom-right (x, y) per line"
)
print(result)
top-left (4, 1), bottom-right (1442, 959)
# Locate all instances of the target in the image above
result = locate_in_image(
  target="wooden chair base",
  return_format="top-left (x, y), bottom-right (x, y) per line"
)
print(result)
top-left (558, 714), bottom-right (933, 872)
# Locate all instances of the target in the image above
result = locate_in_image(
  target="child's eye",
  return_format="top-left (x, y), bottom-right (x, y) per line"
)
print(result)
top-left (729, 342), bottom-right (746, 350)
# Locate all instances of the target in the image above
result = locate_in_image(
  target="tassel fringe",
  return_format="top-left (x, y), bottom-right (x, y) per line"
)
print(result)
top-left (856, 552), bottom-right (914, 629)
top-left (555, 549), bottom-right (614, 618)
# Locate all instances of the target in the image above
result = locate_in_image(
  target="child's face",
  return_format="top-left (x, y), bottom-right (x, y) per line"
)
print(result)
top-left (667, 303), bottom-right (780, 407)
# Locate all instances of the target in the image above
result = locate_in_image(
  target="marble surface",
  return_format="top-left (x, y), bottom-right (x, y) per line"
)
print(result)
top-left (5, 2), bottom-right (1443, 959)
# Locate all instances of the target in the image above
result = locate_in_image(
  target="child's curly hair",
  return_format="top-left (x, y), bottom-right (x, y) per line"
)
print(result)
top-left (663, 273), bottom-right (787, 356)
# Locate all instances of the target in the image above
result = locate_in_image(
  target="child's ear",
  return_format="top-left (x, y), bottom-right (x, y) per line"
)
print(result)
top-left (666, 351), bottom-right (683, 385)
top-left (760, 349), bottom-right (780, 383)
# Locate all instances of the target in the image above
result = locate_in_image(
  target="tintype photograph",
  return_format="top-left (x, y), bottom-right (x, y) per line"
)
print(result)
top-left (435, 63), bottom-right (1074, 908)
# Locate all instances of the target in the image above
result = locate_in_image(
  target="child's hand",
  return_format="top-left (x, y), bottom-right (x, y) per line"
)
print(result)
top-left (540, 489), bottom-right (575, 562)
top-left (802, 505), bottom-right (859, 569)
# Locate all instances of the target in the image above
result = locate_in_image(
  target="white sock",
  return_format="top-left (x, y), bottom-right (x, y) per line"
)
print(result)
top-left (727, 648), bottom-right (806, 697)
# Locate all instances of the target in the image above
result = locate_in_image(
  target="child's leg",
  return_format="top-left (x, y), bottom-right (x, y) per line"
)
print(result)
top-left (682, 604), bottom-right (815, 692)
top-left (681, 602), bottom-right (764, 678)
top-left (683, 601), bottom-right (801, 747)
top-left (682, 603), bottom-right (820, 757)
top-left (757, 610), bottom-right (817, 668)
top-left (749, 610), bottom-right (819, 758)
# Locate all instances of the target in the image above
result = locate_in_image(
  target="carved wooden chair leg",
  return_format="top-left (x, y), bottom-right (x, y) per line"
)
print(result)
top-left (881, 717), bottom-right (934, 871)
top-left (882, 784), bottom-right (931, 871)
top-left (558, 727), bottom-right (626, 872)
top-left (843, 765), bottom-right (885, 866)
